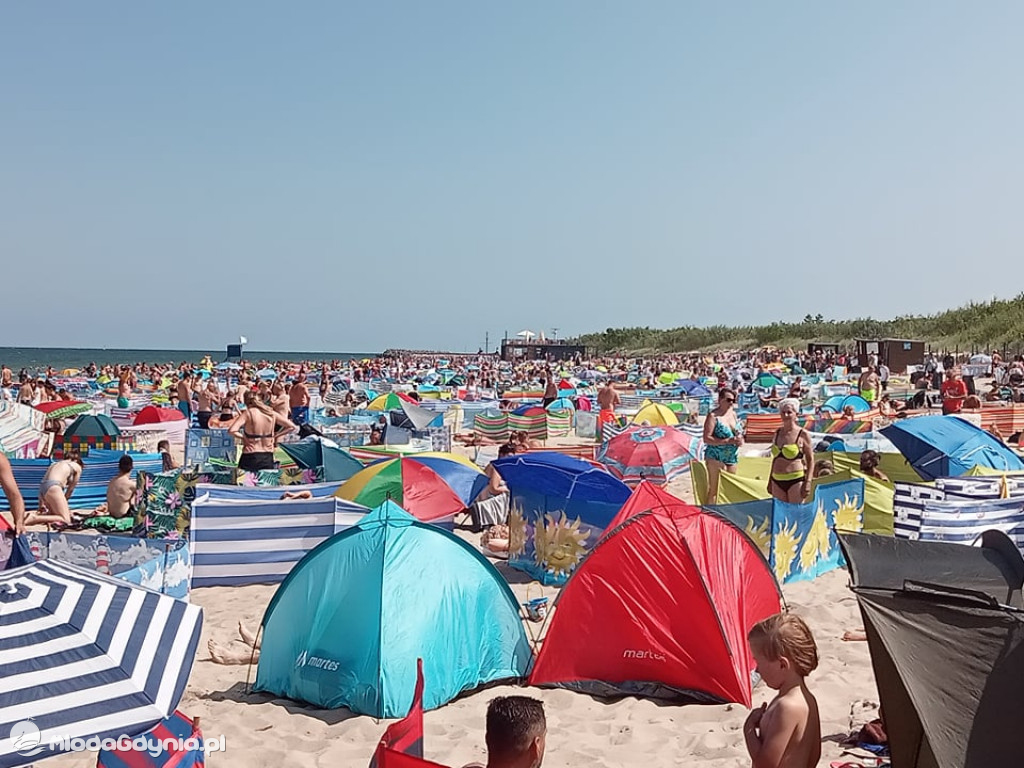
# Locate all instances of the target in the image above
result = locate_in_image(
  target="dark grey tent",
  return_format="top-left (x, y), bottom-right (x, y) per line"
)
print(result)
top-left (279, 437), bottom-right (363, 482)
top-left (839, 531), bottom-right (1024, 768)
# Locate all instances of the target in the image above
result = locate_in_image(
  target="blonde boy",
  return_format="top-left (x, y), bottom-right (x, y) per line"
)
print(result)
top-left (744, 614), bottom-right (821, 768)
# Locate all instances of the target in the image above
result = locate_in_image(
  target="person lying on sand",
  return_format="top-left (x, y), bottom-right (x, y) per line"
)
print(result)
top-left (208, 622), bottom-right (261, 664)
top-left (280, 490), bottom-right (312, 500)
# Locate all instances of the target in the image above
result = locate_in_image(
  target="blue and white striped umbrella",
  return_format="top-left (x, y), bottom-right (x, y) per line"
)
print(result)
top-left (0, 560), bottom-right (203, 768)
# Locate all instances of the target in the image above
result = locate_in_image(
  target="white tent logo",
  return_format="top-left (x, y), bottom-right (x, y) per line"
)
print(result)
top-left (11, 720), bottom-right (43, 756)
top-left (294, 650), bottom-right (308, 669)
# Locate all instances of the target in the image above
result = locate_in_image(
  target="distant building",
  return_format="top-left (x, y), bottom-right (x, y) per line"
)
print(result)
top-left (500, 339), bottom-right (585, 363)
top-left (806, 343), bottom-right (840, 356)
top-left (856, 338), bottom-right (925, 372)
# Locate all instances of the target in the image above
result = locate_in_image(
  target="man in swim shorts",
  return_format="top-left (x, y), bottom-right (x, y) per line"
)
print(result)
top-left (858, 366), bottom-right (880, 404)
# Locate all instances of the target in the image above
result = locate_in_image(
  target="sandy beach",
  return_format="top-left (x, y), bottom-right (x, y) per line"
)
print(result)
top-left (37, 447), bottom-right (880, 768)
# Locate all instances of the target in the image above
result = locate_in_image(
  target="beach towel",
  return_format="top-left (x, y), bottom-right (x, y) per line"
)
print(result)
top-left (471, 493), bottom-right (508, 529)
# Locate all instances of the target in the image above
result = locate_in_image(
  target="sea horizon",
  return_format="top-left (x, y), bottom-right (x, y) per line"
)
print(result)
top-left (0, 346), bottom-right (380, 373)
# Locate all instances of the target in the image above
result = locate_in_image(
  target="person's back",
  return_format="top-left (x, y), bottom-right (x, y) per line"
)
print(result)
top-left (745, 614), bottom-right (820, 768)
top-left (106, 455), bottom-right (135, 519)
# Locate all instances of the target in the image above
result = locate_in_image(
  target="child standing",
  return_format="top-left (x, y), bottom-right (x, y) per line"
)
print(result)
top-left (744, 613), bottom-right (821, 768)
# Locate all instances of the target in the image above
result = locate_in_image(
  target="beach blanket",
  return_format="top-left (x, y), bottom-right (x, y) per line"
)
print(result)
top-left (190, 495), bottom-right (367, 587)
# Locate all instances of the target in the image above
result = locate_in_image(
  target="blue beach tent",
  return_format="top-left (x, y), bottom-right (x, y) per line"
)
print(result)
top-left (253, 501), bottom-right (531, 717)
top-left (882, 415), bottom-right (1024, 481)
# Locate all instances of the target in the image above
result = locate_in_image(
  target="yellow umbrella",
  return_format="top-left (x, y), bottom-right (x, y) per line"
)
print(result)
top-left (632, 399), bottom-right (679, 426)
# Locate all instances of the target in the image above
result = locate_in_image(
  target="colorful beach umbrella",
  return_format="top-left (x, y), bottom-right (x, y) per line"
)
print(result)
top-left (33, 400), bottom-right (92, 420)
top-left (335, 455), bottom-right (487, 523)
top-left (0, 560), bottom-right (202, 768)
top-left (367, 392), bottom-right (417, 411)
top-left (632, 400), bottom-right (679, 427)
top-left (597, 425), bottom-right (703, 485)
top-left (546, 397), bottom-right (575, 412)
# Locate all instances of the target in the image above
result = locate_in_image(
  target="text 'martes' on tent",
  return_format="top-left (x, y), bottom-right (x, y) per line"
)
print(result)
top-left (529, 482), bottom-right (781, 706)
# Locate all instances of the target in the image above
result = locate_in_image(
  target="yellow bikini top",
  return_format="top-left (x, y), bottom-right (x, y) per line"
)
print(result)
top-left (771, 430), bottom-right (804, 460)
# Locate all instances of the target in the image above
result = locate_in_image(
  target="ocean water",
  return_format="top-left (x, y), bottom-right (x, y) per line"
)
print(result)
top-left (0, 347), bottom-right (375, 374)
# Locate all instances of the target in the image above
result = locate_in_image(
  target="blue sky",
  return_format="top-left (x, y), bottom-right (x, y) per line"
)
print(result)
top-left (2, 3), bottom-right (1022, 353)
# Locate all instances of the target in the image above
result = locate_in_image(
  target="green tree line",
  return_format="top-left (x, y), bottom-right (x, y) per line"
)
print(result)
top-left (574, 294), bottom-right (1024, 354)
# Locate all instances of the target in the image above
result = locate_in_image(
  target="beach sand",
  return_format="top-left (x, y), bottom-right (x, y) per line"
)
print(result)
top-left (45, 441), bottom-right (880, 767)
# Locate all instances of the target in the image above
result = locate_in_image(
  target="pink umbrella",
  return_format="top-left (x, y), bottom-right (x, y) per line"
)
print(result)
top-left (597, 425), bottom-right (703, 485)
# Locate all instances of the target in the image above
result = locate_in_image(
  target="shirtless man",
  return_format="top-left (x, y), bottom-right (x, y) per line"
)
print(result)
top-left (1, 365), bottom-right (12, 390)
top-left (177, 373), bottom-right (194, 421)
top-left (27, 452), bottom-right (85, 526)
top-left (858, 366), bottom-right (880, 404)
top-left (289, 371), bottom-right (310, 425)
top-left (597, 380), bottom-right (621, 413)
top-left (17, 376), bottom-right (34, 406)
top-left (197, 379), bottom-right (221, 430)
top-left (270, 381), bottom-right (289, 424)
top-left (104, 455), bottom-right (136, 519)
top-left (117, 366), bottom-right (135, 408)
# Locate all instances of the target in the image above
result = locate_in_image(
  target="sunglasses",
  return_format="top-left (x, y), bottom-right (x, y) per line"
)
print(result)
top-left (723, 396), bottom-right (736, 403)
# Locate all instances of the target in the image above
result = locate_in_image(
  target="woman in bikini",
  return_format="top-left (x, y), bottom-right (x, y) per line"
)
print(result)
top-left (229, 390), bottom-right (297, 472)
top-left (703, 387), bottom-right (743, 504)
top-left (26, 450), bottom-right (85, 526)
top-left (769, 398), bottom-right (814, 503)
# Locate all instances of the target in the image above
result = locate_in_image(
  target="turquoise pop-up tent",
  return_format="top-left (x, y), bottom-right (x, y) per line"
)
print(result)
top-left (253, 500), bottom-right (531, 717)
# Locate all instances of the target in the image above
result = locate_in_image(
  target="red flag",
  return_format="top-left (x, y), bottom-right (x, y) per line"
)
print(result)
top-left (370, 660), bottom-right (450, 768)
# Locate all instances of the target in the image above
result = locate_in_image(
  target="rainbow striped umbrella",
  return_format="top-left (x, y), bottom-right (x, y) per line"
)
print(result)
top-left (335, 454), bottom-right (487, 523)
top-left (367, 392), bottom-right (417, 411)
top-left (598, 425), bottom-right (703, 485)
top-left (34, 400), bottom-right (92, 420)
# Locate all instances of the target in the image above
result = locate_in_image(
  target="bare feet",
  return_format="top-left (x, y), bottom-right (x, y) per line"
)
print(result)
top-left (238, 621), bottom-right (261, 648)
top-left (842, 629), bottom-right (868, 642)
top-left (208, 639), bottom-right (260, 665)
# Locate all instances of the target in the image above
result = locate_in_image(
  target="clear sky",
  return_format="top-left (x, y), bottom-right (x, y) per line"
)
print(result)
top-left (3, 3), bottom-right (1023, 353)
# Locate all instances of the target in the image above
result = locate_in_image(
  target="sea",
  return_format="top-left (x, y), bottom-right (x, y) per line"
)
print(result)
top-left (0, 347), bottom-right (376, 375)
